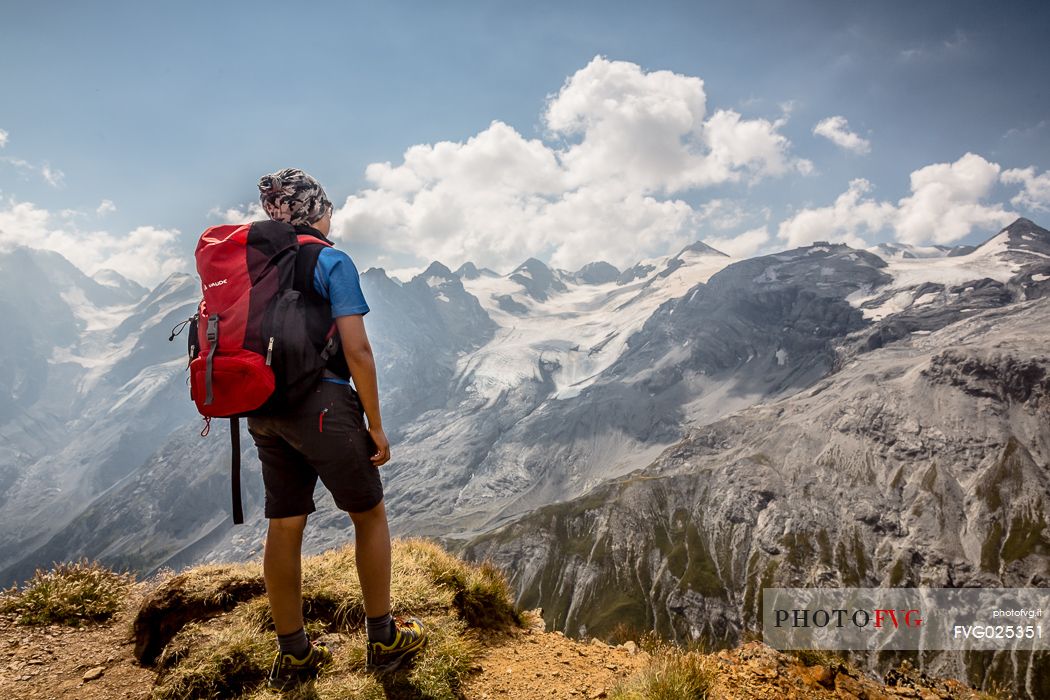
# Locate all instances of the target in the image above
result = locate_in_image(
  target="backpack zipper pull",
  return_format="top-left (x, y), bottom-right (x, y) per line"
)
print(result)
top-left (168, 315), bottom-right (194, 342)
top-left (319, 407), bottom-right (328, 433)
top-left (265, 336), bottom-right (274, 366)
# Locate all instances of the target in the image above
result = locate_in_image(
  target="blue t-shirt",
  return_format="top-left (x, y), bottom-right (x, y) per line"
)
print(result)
top-left (313, 247), bottom-right (369, 384)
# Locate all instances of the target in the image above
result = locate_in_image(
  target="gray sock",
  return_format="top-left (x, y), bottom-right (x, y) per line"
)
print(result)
top-left (366, 612), bottom-right (394, 645)
top-left (278, 627), bottom-right (310, 658)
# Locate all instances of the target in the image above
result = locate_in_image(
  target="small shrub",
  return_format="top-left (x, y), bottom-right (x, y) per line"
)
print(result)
top-left (788, 647), bottom-right (847, 669)
top-left (638, 629), bottom-right (669, 655)
top-left (406, 615), bottom-right (479, 699)
top-left (404, 539), bottom-right (522, 630)
top-left (610, 648), bottom-right (717, 700)
top-left (606, 621), bottom-right (645, 646)
top-left (0, 559), bottom-right (134, 626)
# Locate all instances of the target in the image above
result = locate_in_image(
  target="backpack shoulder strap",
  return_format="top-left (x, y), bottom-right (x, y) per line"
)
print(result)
top-left (293, 237), bottom-right (331, 301)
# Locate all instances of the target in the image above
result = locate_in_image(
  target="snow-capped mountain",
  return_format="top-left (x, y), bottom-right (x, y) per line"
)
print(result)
top-left (466, 294), bottom-right (1050, 696)
top-left (1, 215), bottom-right (1048, 650)
top-left (92, 268), bottom-right (149, 299)
top-left (866, 241), bottom-right (972, 259)
top-left (0, 256), bottom-right (198, 580)
top-left (461, 220), bottom-right (1050, 698)
top-left (0, 236), bottom-right (739, 580)
top-left (842, 218), bottom-right (1050, 351)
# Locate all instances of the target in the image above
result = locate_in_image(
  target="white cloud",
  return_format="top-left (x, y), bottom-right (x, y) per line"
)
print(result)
top-left (544, 58), bottom-right (706, 193)
top-left (778, 153), bottom-right (1017, 248)
top-left (895, 153), bottom-right (1012, 244)
top-left (1, 156), bottom-right (65, 188)
top-left (0, 198), bottom-right (185, 287)
top-left (386, 265), bottom-right (426, 282)
top-left (778, 179), bottom-right (894, 247)
top-left (96, 199), bottom-right (117, 216)
top-left (1001, 166), bottom-right (1050, 213)
top-left (813, 116), bottom-right (871, 155)
top-left (40, 163), bottom-right (64, 188)
top-left (1003, 119), bottom-right (1048, 141)
top-left (332, 56), bottom-right (806, 272)
top-left (0, 128), bottom-right (8, 148)
top-left (704, 226), bottom-right (770, 257)
top-left (899, 30), bottom-right (969, 63)
top-left (1, 156), bottom-right (30, 170)
top-left (210, 202), bottom-right (267, 223)
top-left (695, 199), bottom-right (749, 231)
top-left (703, 109), bottom-right (800, 181)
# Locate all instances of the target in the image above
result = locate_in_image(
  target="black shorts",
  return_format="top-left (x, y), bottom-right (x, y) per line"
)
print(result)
top-left (247, 380), bottom-right (383, 518)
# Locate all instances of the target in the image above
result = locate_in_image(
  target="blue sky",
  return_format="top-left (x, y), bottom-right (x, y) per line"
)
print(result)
top-left (1, 0), bottom-right (1048, 285)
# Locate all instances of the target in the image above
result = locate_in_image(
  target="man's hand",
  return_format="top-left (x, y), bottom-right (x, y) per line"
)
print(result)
top-left (368, 424), bottom-right (390, 467)
top-left (336, 313), bottom-right (389, 466)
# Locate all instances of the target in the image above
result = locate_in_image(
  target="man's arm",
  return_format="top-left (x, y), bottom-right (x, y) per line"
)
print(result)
top-left (335, 314), bottom-right (390, 467)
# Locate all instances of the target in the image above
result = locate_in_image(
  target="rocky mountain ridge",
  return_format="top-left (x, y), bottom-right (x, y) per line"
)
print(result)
top-left (1, 215), bottom-right (1047, 661)
top-left (465, 285), bottom-right (1050, 698)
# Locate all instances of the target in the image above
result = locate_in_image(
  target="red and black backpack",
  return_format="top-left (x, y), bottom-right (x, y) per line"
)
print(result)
top-left (170, 219), bottom-right (341, 524)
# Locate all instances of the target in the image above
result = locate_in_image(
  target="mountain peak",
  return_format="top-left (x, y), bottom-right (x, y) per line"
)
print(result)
top-left (1000, 217), bottom-right (1048, 239)
top-left (420, 261), bottom-right (455, 279)
top-left (572, 260), bottom-right (620, 285)
top-left (972, 217), bottom-right (1050, 260)
top-left (1006, 216), bottom-right (1037, 229)
top-left (510, 257), bottom-right (566, 300)
top-left (455, 261), bottom-right (480, 279)
top-left (513, 257), bottom-right (550, 274)
top-left (454, 261), bottom-right (500, 280)
top-left (92, 269), bottom-right (148, 300)
top-left (679, 240), bottom-right (729, 257)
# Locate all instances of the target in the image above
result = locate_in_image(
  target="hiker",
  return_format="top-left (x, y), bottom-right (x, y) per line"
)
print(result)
top-left (248, 168), bottom-right (427, 689)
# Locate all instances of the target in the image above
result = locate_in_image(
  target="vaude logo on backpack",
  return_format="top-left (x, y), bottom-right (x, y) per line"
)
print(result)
top-left (169, 219), bottom-right (339, 524)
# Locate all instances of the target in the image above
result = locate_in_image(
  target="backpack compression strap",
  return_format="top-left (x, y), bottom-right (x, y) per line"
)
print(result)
top-left (205, 314), bottom-right (219, 405)
top-left (230, 418), bottom-right (244, 525)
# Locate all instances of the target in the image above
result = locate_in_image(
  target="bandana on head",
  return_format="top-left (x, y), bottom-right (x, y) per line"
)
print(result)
top-left (257, 168), bottom-right (332, 226)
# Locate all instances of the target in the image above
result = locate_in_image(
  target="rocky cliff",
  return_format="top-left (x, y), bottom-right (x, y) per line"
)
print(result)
top-left (466, 297), bottom-right (1050, 698)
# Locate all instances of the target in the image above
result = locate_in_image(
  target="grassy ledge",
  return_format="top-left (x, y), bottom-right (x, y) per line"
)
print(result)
top-left (134, 538), bottom-right (522, 699)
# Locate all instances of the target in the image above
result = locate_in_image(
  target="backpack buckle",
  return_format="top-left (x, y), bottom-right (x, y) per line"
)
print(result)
top-left (206, 315), bottom-right (219, 344)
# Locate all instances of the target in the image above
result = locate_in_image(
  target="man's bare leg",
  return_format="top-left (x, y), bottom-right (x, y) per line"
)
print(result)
top-left (348, 499), bottom-right (392, 618)
top-left (264, 514), bottom-right (308, 635)
top-left (350, 499), bottom-right (428, 668)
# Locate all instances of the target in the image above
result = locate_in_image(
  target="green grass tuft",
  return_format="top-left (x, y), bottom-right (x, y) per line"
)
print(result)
top-left (787, 647), bottom-right (848, 669)
top-left (152, 611), bottom-right (273, 699)
top-left (404, 539), bottom-right (523, 630)
top-left (0, 559), bottom-right (134, 626)
top-left (609, 647), bottom-right (717, 700)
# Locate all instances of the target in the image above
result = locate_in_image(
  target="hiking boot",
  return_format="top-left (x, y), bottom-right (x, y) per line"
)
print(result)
top-left (268, 640), bottom-right (333, 690)
top-left (366, 617), bottom-right (428, 673)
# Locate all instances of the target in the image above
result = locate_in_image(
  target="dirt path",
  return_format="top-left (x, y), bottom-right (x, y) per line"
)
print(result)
top-left (0, 594), bottom-right (152, 700)
top-left (460, 613), bottom-right (650, 699)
